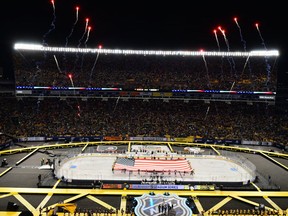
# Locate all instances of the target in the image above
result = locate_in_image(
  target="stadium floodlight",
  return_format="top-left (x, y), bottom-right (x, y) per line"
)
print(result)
top-left (14, 43), bottom-right (279, 57)
top-left (14, 43), bottom-right (43, 50)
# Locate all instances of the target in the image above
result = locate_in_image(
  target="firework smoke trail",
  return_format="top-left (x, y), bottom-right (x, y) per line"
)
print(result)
top-left (41, 0), bottom-right (56, 71)
top-left (68, 73), bottom-right (76, 103)
top-left (213, 29), bottom-right (221, 51)
top-left (201, 50), bottom-right (211, 89)
top-left (255, 23), bottom-right (267, 50)
top-left (218, 26), bottom-right (233, 69)
top-left (218, 26), bottom-right (238, 90)
top-left (113, 96), bottom-right (121, 113)
top-left (89, 46), bottom-right (101, 84)
top-left (218, 27), bottom-right (230, 51)
top-left (68, 73), bottom-right (75, 88)
top-left (255, 23), bottom-right (271, 87)
top-left (68, 73), bottom-right (82, 117)
top-left (73, 18), bottom-right (90, 74)
top-left (80, 26), bottom-right (92, 72)
top-left (213, 29), bottom-right (225, 82)
top-left (84, 26), bottom-right (91, 47)
top-left (234, 17), bottom-right (253, 86)
top-left (29, 64), bottom-right (41, 85)
top-left (65, 6), bottom-right (79, 47)
top-left (234, 17), bottom-right (247, 51)
top-left (78, 18), bottom-right (89, 48)
top-left (242, 55), bottom-right (250, 70)
top-left (77, 105), bottom-right (81, 117)
top-left (204, 106), bottom-right (210, 121)
top-left (53, 55), bottom-right (62, 73)
top-left (42, 0), bottom-right (56, 46)
top-left (62, 6), bottom-right (79, 75)
top-left (53, 55), bottom-right (63, 86)
top-left (239, 55), bottom-right (257, 89)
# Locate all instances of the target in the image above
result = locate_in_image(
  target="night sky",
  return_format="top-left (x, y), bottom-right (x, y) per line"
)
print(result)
top-left (0, 0), bottom-right (287, 80)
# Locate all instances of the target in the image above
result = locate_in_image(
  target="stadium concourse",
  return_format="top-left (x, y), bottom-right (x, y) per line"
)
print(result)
top-left (0, 141), bottom-right (288, 216)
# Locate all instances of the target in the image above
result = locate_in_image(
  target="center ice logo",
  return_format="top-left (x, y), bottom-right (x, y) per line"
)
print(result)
top-left (134, 193), bottom-right (192, 216)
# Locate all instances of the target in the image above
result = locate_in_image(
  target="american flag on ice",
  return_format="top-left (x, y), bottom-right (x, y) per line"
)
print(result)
top-left (113, 157), bottom-right (192, 172)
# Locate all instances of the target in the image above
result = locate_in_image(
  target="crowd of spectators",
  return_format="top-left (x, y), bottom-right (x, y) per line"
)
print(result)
top-left (13, 50), bottom-right (278, 92)
top-left (0, 49), bottom-right (285, 149)
top-left (0, 97), bottom-right (287, 146)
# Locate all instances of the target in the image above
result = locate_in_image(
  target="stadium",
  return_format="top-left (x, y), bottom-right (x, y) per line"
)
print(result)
top-left (0, 39), bottom-right (287, 216)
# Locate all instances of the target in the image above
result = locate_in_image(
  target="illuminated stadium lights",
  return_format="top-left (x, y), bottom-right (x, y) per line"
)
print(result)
top-left (14, 43), bottom-right (279, 57)
top-left (14, 43), bottom-right (43, 50)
